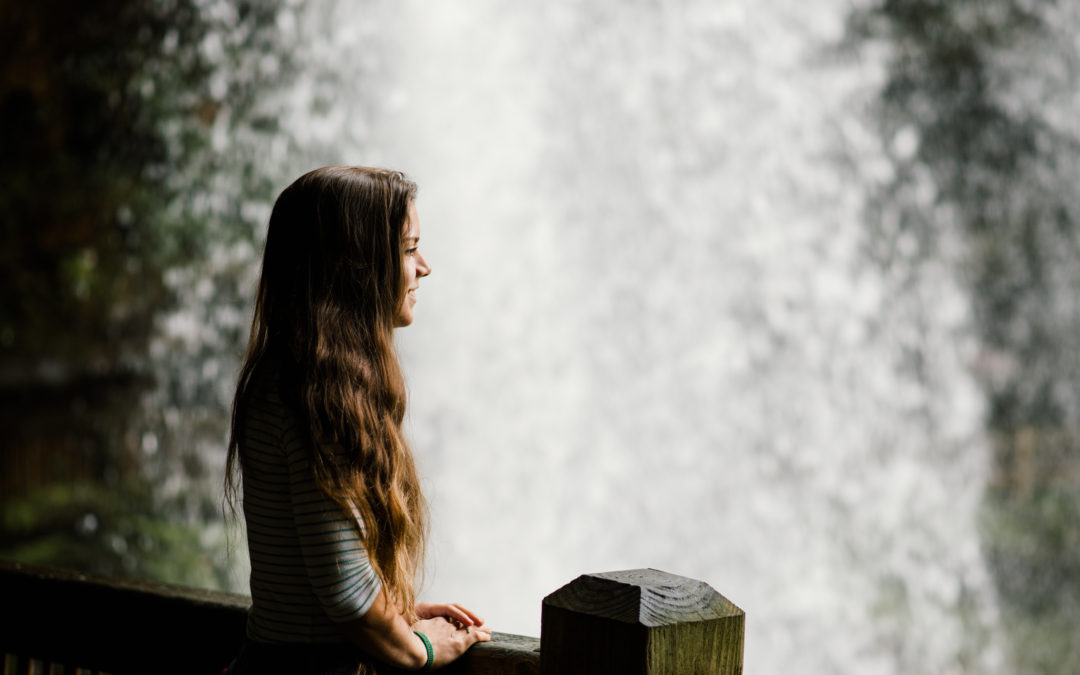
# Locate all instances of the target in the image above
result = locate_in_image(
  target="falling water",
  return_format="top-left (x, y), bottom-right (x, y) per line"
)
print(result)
top-left (149, 1), bottom-right (1011, 672)
top-left (177, 1), bottom-right (1001, 672)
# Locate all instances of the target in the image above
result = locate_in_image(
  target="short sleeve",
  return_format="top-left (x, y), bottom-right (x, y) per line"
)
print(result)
top-left (285, 449), bottom-right (382, 621)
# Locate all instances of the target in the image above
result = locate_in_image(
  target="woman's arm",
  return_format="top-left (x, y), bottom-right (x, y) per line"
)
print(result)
top-left (338, 588), bottom-right (491, 670)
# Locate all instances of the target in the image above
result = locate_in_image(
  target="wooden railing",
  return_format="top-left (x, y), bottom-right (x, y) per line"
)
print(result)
top-left (0, 561), bottom-right (743, 674)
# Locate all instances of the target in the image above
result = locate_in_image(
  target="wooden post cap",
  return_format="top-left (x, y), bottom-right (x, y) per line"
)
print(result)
top-left (540, 569), bottom-right (744, 674)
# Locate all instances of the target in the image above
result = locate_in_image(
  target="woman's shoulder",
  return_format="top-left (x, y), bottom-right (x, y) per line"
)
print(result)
top-left (240, 359), bottom-right (303, 437)
top-left (245, 355), bottom-right (290, 405)
top-left (239, 357), bottom-right (309, 457)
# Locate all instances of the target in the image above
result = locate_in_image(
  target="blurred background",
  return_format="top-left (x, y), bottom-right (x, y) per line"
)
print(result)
top-left (3, 0), bottom-right (1080, 672)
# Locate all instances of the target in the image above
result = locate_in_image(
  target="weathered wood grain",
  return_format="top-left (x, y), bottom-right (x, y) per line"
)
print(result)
top-left (540, 568), bottom-right (744, 675)
top-left (441, 633), bottom-right (540, 675)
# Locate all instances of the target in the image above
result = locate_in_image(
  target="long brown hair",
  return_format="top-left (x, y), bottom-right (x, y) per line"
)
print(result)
top-left (226, 165), bottom-right (427, 620)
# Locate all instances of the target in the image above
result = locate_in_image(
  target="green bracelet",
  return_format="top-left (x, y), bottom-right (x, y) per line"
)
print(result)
top-left (413, 629), bottom-right (434, 671)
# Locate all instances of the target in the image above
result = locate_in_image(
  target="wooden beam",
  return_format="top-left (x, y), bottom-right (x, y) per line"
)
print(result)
top-left (540, 569), bottom-right (744, 674)
top-left (442, 633), bottom-right (540, 675)
top-left (0, 561), bottom-right (540, 675)
top-left (0, 561), bottom-right (249, 675)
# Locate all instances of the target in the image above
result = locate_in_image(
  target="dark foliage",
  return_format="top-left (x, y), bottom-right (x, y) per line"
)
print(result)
top-left (848, 0), bottom-right (1080, 669)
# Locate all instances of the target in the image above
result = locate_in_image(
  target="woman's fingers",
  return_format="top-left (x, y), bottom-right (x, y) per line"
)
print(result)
top-left (450, 603), bottom-right (485, 626)
top-left (456, 623), bottom-right (491, 641)
top-left (467, 624), bottom-right (492, 642)
top-left (416, 601), bottom-right (485, 627)
top-left (443, 603), bottom-right (484, 627)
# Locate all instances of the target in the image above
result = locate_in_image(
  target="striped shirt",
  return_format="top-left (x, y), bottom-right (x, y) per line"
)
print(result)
top-left (239, 365), bottom-right (381, 644)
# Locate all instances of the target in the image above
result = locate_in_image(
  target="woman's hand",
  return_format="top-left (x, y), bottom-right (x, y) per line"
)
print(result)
top-left (338, 589), bottom-right (490, 670)
top-left (415, 602), bottom-right (485, 629)
top-left (412, 615), bottom-right (492, 669)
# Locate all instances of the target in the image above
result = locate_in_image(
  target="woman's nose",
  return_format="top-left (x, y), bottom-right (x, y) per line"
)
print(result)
top-left (417, 252), bottom-right (431, 277)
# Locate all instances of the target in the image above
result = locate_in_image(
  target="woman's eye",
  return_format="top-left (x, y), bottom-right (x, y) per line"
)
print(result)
top-left (405, 248), bottom-right (418, 256)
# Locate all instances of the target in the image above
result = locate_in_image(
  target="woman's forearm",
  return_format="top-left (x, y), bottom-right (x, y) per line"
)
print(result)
top-left (338, 587), bottom-right (429, 670)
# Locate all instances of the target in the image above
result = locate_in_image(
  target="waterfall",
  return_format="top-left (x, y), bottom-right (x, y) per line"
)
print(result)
top-left (209, 1), bottom-right (1002, 672)
top-left (18, 0), bottom-right (1080, 670)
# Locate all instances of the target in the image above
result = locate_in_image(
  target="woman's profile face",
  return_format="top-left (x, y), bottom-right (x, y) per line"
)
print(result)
top-left (395, 201), bottom-right (431, 327)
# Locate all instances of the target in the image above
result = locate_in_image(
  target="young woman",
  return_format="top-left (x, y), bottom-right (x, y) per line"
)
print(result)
top-left (225, 166), bottom-right (490, 673)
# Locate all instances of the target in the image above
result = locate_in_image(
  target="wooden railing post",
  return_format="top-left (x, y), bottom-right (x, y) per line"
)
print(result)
top-left (539, 569), bottom-right (744, 674)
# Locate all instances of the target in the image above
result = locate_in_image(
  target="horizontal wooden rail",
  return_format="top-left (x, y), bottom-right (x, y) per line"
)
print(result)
top-left (0, 561), bottom-right (742, 674)
top-left (1, 560), bottom-right (249, 675)
top-left (0, 561), bottom-right (538, 675)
